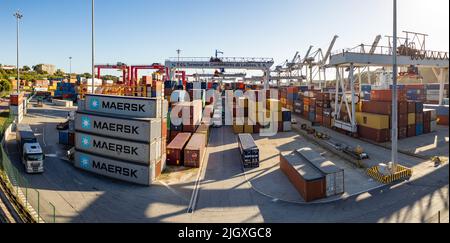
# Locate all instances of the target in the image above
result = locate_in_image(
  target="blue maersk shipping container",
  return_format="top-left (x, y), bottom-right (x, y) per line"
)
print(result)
top-left (59, 130), bottom-right (69, 145)
top-left (416, 124), bottom-right (424, 136)
top-left (415, 102), bottom-right (424, 113)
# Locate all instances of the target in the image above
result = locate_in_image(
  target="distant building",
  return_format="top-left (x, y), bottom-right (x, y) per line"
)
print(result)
top-left (34, 64), bottom-right (56, 75)
top-left (0, 65), bottom-right (16, 70)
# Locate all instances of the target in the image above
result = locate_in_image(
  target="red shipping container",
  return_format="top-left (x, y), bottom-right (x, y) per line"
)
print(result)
top-left (361, 101), bottom-right (407, 115)
top-left (316, 114), bottom-right (323, 124)
top-left (371, 90), bottom-right (407, 102)
top-left (398, 113), bottom-right (408, 128)
top-left (423, 110), bottom-right (432, 123)
top-left (407, 125), bottom-right (416, 137)
top-left (183, 125), bottom-right (198, 133)
top-left (358, 126), bottom-right (390, 143)
top-left (423, 121), bottom-right (431, 134)
top-left (155, 160), bottom-right (162, 178)
top-left (184, 133), bottom-right (207, 168)
top-left (170, 131), bottom-right (180, 143)
top-left (10, 93), bottom-right (24, 106)
top-left (162, 118), bottom-right (168, 138)
top-left (166, 133), bottom-right (191, 166)
top-left (323, 117), bottom-right (332, 128)
top-left (398, 127), bottom-right (407, 139)
top-left (280, 152), bottom-right (326, 202)
top-left (437, 115), bottom-right (449, 126)
top-left (407, 102), bottom-right (416, 114)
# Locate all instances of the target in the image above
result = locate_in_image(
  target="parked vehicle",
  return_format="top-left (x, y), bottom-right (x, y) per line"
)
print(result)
top-left (16, 124), bottom-right (45, 174)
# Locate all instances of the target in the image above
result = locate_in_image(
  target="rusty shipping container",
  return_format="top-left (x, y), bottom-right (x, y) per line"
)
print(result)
top-left (358, 125), bottom-right (390, 143)
top-left (296, 148), bottom-right (345, 197)
top-left (361, 101), bottom-right (408, 115)
top-left (196, 123), bottom-right (210, 145)
top-left (398, 126), bottom-right (408, 139)
top-left (166, 133), bottom-right (191, 166)
top-left (371, 90), bottom-right (407, 102)
top-left (184, 133), bottom-right (207, 168)
top-left (407, 124), bottom-right (416, 137)
top-left (280, 151), bottom-right (326, 202)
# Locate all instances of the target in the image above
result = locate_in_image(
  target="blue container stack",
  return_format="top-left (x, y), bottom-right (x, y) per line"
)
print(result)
top-left (201, 82), bottom-right (207, 90)
top-left (416, 123), bottom-right (424, 136)
top-left (54, 83), bottom-right (76, 97)
top-left (59, 130), bottom-right (69, 145)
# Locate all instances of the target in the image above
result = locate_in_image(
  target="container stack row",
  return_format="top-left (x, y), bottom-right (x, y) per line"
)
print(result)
top-left (73, 94), bottom-right (167, 186)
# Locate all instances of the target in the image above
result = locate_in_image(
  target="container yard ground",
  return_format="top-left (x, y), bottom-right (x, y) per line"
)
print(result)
top-left (3, 100), bottom-right (448, 222)
top-left (4, 101), bottom-right (198, 223)
top-left (292, 114), bottom-right (448, 182)
top-left (246, 132), bottom-right (382, 203)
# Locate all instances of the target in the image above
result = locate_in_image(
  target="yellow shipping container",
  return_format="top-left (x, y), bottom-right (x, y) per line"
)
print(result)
top-left (233, 124), bottom-right (244, 134)
top-left (356, 112), bottom-right (390, 130)
top-left (408, 113), bottom-right (416, 125)
top-left (266, 99), bottom-right (282, 112)
top-left (244, 124), bottom-right (254, 134)
top-left (266, 111), bottom-right (282, 122)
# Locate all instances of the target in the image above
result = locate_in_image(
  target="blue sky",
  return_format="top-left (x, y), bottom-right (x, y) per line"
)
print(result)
top-left (0, 0), bottom-right (448, 74)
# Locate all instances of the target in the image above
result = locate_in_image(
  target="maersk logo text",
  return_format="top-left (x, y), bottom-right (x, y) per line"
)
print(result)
top-left (92, 140), bottom-right (139, 155)
top-left (101, 101), bottom-right (146, 113)
top-left (92, 161), bottom-right (138, 178)
top-left (80, 156), bottom-right (91, 169)
top-left (90, 98), bottom-right (100, 110)
top-left (81, 135), bottom-right (91, 148)
top-left (81, 116), bottom-right (91, 129)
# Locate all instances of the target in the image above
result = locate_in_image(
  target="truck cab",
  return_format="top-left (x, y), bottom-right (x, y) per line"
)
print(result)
top-left (22, 143), bottom-right (45, 173)
top-left (16, 124), bottom-right (45, 174)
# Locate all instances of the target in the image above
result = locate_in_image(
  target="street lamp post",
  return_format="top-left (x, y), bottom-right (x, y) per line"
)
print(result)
top-left (13, 10), bottom-right (23, 93)
top-left (69, 57), bottom-right (72, 78)
top-left (391, 0), bottom-right (399, 171)
top-left (91, 0), bottom-right (95, 94)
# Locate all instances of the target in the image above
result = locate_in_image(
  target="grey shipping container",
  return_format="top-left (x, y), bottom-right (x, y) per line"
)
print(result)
top-left (75, 111), bottom-right (161, 143)
top-left (280, 151), bottom-right (326, 202)
top-left (74, 151), bottom-right (155, 186)
top-left (75, 132), bottom-right (161, 165)
top-left (237, 134), bottom-right (259, 168)
top-left (84, 94), bottom-right (162, 118)
top-left (296, 148), bottom-right (345, 197)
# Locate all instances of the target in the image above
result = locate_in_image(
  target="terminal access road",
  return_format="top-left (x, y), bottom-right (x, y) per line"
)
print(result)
top-left (4, 101), bottom-right (448, 223)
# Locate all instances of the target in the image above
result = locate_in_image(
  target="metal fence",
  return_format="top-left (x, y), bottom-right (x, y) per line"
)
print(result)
top-left (0, 114), bottom-right (57, 223)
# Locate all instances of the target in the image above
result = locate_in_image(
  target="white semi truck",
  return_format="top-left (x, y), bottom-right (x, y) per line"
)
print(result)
top-left (16, 124), bottom-right (45, 173)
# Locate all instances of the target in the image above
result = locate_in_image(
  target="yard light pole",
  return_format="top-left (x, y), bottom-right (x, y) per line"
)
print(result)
top-left (69, 57), bottom-right (72, 77)
top-left (14, 10), bottom-right (23, 93)
top-left (391, 0), bottom-right (398, 171)
top-left (91, 0), bottom-right (95, 93)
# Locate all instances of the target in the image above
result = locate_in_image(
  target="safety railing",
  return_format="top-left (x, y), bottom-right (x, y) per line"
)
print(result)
top-left (167, 57), bottom-right (274, 63)
top-left (0, 113), bottom-right (57, 223)
top-left (332, 44), bottom-right (449, 61)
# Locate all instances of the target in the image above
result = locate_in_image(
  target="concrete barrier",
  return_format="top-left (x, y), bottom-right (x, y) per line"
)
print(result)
top-left (53, 99), bottom-right (73, 108)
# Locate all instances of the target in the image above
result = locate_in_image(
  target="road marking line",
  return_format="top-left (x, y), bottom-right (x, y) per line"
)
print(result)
top-left (186, 135), bottom-right (213, 214)
top-left (159, 181), bottom-right (189, 203)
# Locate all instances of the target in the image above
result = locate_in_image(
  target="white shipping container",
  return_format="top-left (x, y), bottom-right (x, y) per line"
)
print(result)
top-left (427, 90), bottom-right (448, 95)
top-left (53, 99), bottom-right (73, 108)
top-left (83, 78), bottom-right (103, 86)
top-left (283, 121), bottom-right (292, 132)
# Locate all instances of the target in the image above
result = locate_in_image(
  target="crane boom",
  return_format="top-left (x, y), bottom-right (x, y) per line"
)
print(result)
top-left (322, 35), bottom-right (339, 65)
